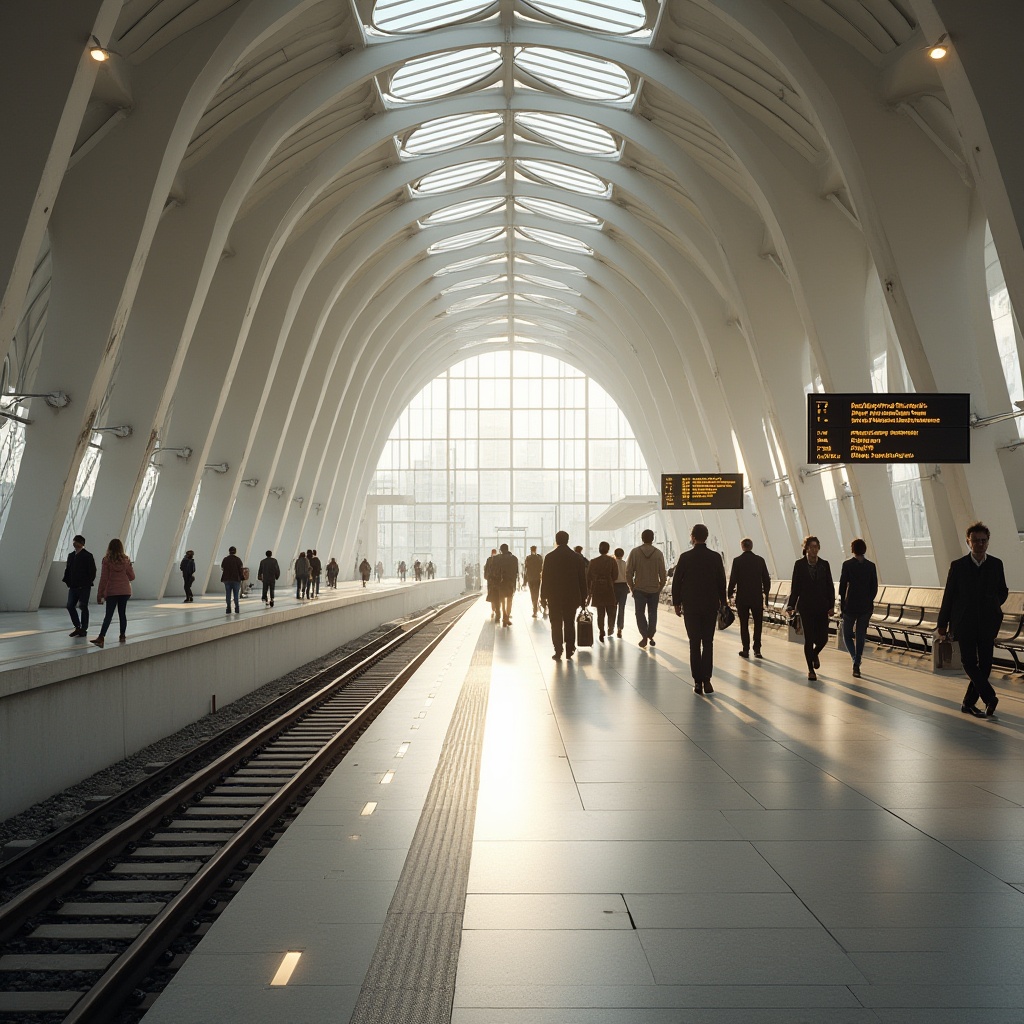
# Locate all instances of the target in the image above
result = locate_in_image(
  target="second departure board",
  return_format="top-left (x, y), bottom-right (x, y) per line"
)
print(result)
top-left (807, 393), bottom-right (970, 464)
top-left (662, 473), bottom-right (744, 510)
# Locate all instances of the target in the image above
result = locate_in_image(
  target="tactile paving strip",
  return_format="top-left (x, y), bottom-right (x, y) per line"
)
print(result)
top-left (348, 630), bottom-right (493, 1024)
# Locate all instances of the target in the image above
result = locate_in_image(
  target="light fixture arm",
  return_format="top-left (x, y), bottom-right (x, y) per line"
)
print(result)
top-left (2, 390), bottom-right (70, 409)
top-left (799, 463), bottom-right (844, 481)
top-left (269, 487), bottom-right (285, 498)
top-left (204, 462), bottom-right (229, 473)
top-left (241, 478), bottom-right (259, 487)
top-left (969, 402), bottom-right (1024, 428)
top-left (93, 424), bottom-right (133, 438)
top-left (150, 445), bottom-right (193, 464)
top-left (760, 474), bottom-right (789, 487)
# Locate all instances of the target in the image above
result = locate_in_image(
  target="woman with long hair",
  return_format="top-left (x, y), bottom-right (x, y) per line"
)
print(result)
top-left (90, 538), bottom-right (135, 648)
top-left (785, 535), bottom-right (835, 681)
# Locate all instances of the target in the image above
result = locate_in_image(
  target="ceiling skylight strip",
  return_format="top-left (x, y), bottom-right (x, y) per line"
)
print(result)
top-left (521, 0), bottom-right (648, 35)
top-left (390, 48), bottom-right (501, 102)
top-left (422, 197), bottom-right (506, 225)
top-left (404, 112), bottom-right (503, 155)
top-left (514, 112), bottom-right (619, 155)
top-left (514, 47), bottom-right (632, 101)
top-left (374, 0), bottom-right (496, 34)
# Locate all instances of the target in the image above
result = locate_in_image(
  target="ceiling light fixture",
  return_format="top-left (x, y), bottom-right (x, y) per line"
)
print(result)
top-left (928, 34), bottom-right (950, 60)
top-left (89, 36), bottom-right (111, 62)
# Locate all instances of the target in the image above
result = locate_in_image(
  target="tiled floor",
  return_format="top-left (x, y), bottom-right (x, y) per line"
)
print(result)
top-left (456, 593), bottom-right (1024, 1024)
top-left (140, 591), bottom-right (1024, 1024)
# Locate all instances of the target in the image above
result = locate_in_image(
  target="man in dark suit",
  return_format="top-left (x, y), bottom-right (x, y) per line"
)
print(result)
top-left (540, 531), bottom-right (588, 661)
top-left (672, 523), bottom-right (728, 694)
top-left (937, 521), bottom-right (1008, 718)
top-left (728, 537), bottom-right (771, 658)
top-left (63, 534), bottom-right (97, 638)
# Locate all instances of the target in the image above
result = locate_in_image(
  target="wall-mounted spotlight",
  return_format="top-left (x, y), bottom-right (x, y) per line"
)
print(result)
top-left (94, 424), bottom-right (133, 438)
top-left (3, 390), bottom-right (70, 409)
top-left (269, 486), bottom-right (285, 498)
top-left (312, 502), bottom-right (322, 514)
top-left (204, 462), bottom-right (229, 474)
top-left (241, 478), bottom-right (259, 487)
top-left (150, 445), bottom-right (193, 464)
top-left (89, 35), bottom-right (111, 62)
top-left (969, 401), bottom-right (1024, 428)
top-left (293, 497), bottom-right (304, 507)
top-left (927, 33), bottom-right (950, 60)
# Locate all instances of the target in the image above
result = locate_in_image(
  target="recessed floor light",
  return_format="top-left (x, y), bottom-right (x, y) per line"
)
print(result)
top-left (270, 951), bottom-right (301, 986)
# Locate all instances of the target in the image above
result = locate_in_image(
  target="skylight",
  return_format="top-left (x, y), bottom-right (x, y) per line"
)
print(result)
top-left (516, 226), bottom-right (593, 254)
top-left (448, 293), bottom-right (507, 312)
top-left (519, 252), bottom-right (587, 275)
top-left (515, 274), bottom-right (580, 293)
top-left (516, 159), bottom-right (609, 196)
top-left (517, 293), bottom-right (579, 315)
top-left (428, 227), bottom-right (506, 254)
top-left (435, 253), bottom-right (507, 275)
top-left (421, 197), bottom-right (506, 225)
top-left (441, 274), bottom-right (505, 293)
top-left (373, 0), bottom-right (497, 33)
top-left (514, 47), bottom-right (632, 101)
top-left (389, 48), bottom-right (501, 102)
top-left (514, 111), bottom-right (619, 155)
top-left (413, 159), bottom-right (503, 194)
top-left (403, 112), bottom-right (503, 155)
top-left (521, 0), bottom-right (649, 35)
top-left (515, 196), bottom-right (601, 225)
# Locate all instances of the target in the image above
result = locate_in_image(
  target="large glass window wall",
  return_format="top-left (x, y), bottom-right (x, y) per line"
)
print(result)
top-left (372, 350), bottom-right (655, 576)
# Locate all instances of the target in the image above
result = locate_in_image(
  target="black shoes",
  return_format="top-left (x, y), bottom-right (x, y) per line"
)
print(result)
top-left (649, 637), bottom-right (656, 647)
top-left (813, 655), bottom-right (821, 669)
top-left (852, 664), bottom-right (861, 678)
top-left (703, 681), bottom-right (714, 694)
top-left (738, 649), bottom-right (749, 658)
top-left (552, 651), bottom-right (562, 661)
top-left (566, 647), bottom-right (575, 659)
top-left (754, 649), bottom-right (763, 658)
top-left (694, 681), bottom-right (703, 694)
top-left (985, 697), bottom-right (999, 717)
top-left (807, 669), bottom-right (817, 681)
top-left (69, 628), bottom-right (86, 637)
top-left (639, 637), bottom-right (648, 648)
top-left (961, 703), bottom-right (985, 718)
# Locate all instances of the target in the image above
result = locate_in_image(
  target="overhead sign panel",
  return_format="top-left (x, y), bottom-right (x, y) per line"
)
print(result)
top-left (661, 473), bottom-right (744, 510)
top-left (807, 393), bottom-right (970, 464)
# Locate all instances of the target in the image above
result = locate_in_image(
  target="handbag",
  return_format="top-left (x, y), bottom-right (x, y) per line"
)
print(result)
top-left (575, 608), bottom-right (594, 648)
top-left (716, 604), bottom-right (735, 630)
top-left (787, 598), bottom-right (804, 644)
top-left (932, 633), bottom-right (954, 670)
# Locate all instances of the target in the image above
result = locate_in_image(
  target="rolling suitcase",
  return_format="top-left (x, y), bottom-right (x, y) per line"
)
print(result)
top-left (576, 609), bottom-right (594, 647)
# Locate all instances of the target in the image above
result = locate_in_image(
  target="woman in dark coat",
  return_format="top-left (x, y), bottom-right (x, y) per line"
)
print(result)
top-left (586, 541), bottom-right (619, 642)
top-left (786, 535), bottom-right (835, 680)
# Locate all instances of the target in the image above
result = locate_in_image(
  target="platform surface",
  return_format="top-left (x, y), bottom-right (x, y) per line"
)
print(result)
top-left (143, 590), bottom-right (1024, 1024)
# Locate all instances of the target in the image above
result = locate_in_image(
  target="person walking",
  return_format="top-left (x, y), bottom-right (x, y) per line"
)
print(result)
top-left (294, 550), bottom-right (309, 599)
top-left (495, 543), bottom-right (519, 626)
top-left (63, 534), bottom-right (96, 639)
top-left (524, 545), bottom-right (544, 617)
top-left (90, 539), bottom-right (135, 647)
top-left (838, 538), bottom-right (878, 678)
top-left (587, 541), bottom-right (618, 642)
top-left (613, 547), bottom-right (629, 639)
top-left (179, 549), bottom-right (196, 603)
top-left (309, 549), bottom-right (322, 598)
top-left (221, 545), bottom-right (244, 613)
top-left (937, 521), bottom-right (1008, 718)
top-left (625, 529), bottom-right (667, 648)
top-left (672, 524), bottom-right (728, 694)
top-left (327, 557), bottom-right (340, 588)
top-left (258, 549), bottom-right (280, 607)
top-left (540, 531), bottom-right (588, 660)
top-left (414, 559), bottom-right (423, 581)
top-left (483, 548), bottom-right (500, 620)
top-left (398, 560), bottom-right (407, 582)
top-left (728, 537), bottom-right (771, 658)
top-left (786, 536), bottom-right (835, 681)
top-left (359, 557), bottom-right (372, 587)
top-left (375, 560), bottom-right (383, 582)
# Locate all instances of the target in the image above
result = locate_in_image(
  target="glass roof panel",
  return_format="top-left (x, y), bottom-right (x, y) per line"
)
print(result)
top-left (520, 0), bottom-right (649, 35)
top-left (389, 48), bottom-right (502, 102)
top-left (422, 197), bottom-right (506, 225)
top-left (518, 252), bottom-right (587, 274)
top-left (517, 293), bottom-right (579, 315)
top-left (374, 0), bottom-right (497, 33)
top-left (516, 159), bottom-right (609, 196)
top-left (516, 226), bottom-right (593, 254)
top-left (435, 253), bottom-right (507, 275)
top-left (515, 196), bottom-right (601, 225)
top-left (514, 47), bottom-right (632, 101)
top-left (441, 274), bottom-right (505, 293)
top-left (403, 112), bottom-right (503, 155)
top-left (515, 274), bottom-right (579, 292)
top-left (428, 227), bottom-right (506, 254)
top-left (413, 159), bottom-right (503, 194)
top-left (514, 111), bottom-right (618, 155)
top-left (448, 293), bottom-right (506, 312)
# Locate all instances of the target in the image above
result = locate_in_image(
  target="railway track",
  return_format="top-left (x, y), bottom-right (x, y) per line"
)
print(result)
top-left (0, 594), bottom-right (477, 1023)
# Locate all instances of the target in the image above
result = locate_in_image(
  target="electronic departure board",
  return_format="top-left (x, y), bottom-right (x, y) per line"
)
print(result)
top-left (662, 473), bottom-right (744, 510)
top-left (807, 393), bottom-right (970, 464)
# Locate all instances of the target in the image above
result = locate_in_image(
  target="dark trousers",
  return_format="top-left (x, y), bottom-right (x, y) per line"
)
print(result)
top-left (634, 589), bottom-right (659, 639)
top-left (842, 611), bottom-right (871, 665)
top-left (614, 583), bottom-right (629, 630)
top-left (736, 600), bottom-right (763, 652)
top-left (182, 574), bottom-right (194, 601)
top-left (296, 575), bottom-right (308, 598)
top-left (548, 603), bottom-right (577, 655)
top-left (67, 585), bottom-right (91, 630)
top-left (803, 611), bottom-right (830, 668)
top-left (262, 579), bottom-right (276, 604)
top-left (224, 581), bottom-right (240, 611)
top-left (98, 595), bottom-right (129, 638)
top-left (595, 602), bottom-right (617, 637)
top-left (683, 609), bottom-right (717, 683)
top-left (958, 631), bottom-right (997, 706)
top-left (528, 579), bottom-right (541, 613)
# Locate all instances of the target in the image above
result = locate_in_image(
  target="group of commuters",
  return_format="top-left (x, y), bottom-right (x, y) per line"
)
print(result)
top-left (63, 534), bottom-right (135, 648)
top-left (487, 519), bottom-right (1010, 718)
